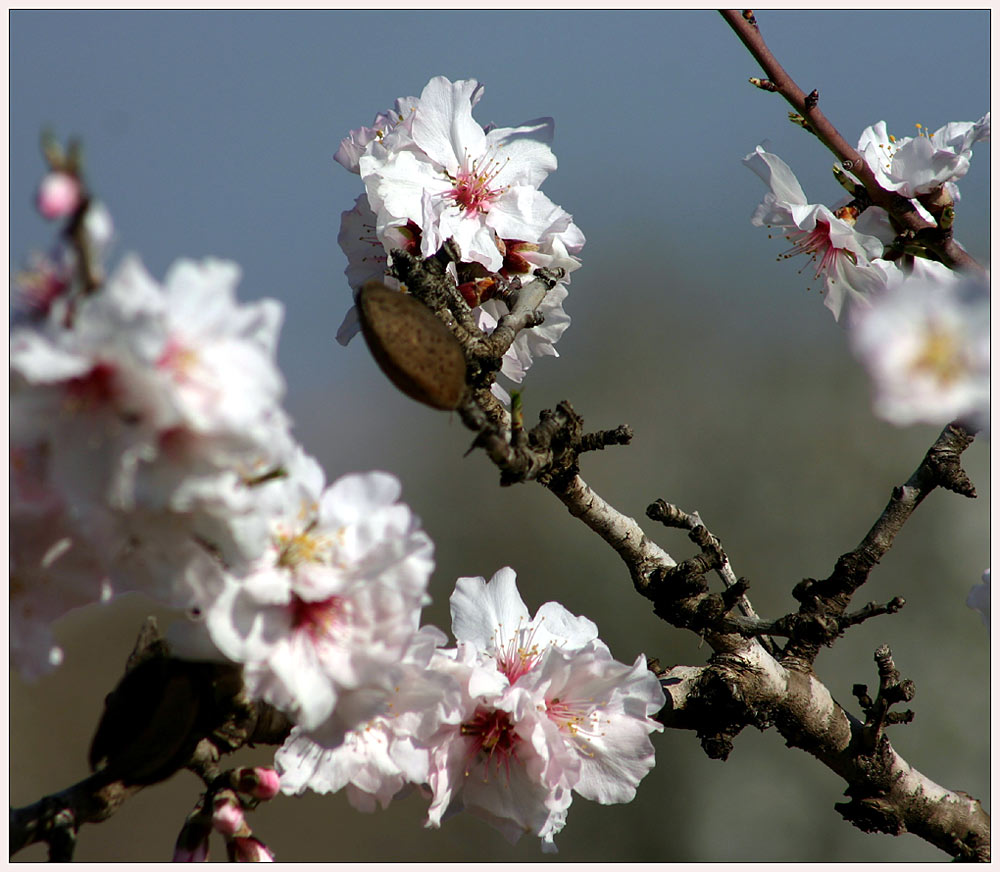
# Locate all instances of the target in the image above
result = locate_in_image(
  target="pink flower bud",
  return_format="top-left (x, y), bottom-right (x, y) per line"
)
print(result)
top-left (212, 796), bottom-right (246, 837)
top-left (229, 836), bottom-right (275, 862)
top-left (173, 817), bottom-right (212, 862)
top-left (235, 767), bottom-right (282, 801)
top-left (173, 839), bottom-right (210, 863)
top-left (36, 172), bottom-right (82, 220)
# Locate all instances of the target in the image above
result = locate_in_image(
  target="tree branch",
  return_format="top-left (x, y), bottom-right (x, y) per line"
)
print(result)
top-left (379, 247), bottom-right (987, 858)
top-left (9, 621), bottom-right (293, 859)
top-left (657, 647), bottom-right (989, 859)
top-left (719, 10), bottom-right (986, 275)
top-left (783, 422), bottom-right (976, 667)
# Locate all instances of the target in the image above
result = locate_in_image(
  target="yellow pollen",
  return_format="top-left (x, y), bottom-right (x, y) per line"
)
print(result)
top-left (833, 204), bottom-right (859, 225)
top-left (276, 529), bottom-right (330, 568)
top-left (910, 326), bottom-right (965, 386)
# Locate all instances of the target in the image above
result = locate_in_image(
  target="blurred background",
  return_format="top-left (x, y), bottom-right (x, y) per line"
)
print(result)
top-left (9, 9), bottom-right (990, 863)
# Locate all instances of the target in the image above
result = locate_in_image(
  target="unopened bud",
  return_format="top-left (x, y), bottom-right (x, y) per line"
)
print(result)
top-left (212, 792), bottom-right (247, 837)
top-left (229, 836), bottom-right (275, 862)
top-left (234, 767), bottom-right (282, 801)
top-left (787, 112), bottom-right (813, 133)
top-left (36, 171), bottom-right (82, 220)
top-left (83, 201), bottom-right (115, 254)
top-left (173, 817), bottom-right (212, 862)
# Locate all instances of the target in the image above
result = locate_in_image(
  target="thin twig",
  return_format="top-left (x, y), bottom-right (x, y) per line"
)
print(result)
top-left (719, 10), bottom-right (986, 274)
top-left (784, 422), bottom-right (976, 667)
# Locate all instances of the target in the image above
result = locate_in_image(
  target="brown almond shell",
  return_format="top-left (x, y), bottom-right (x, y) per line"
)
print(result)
top-left (356, 281), bottom-right (467, 411)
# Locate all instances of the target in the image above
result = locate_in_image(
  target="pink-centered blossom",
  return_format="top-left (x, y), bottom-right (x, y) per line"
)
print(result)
top-left (422, 568), bottom-right (664, 852)
top-left (335, 76), bottom-right (584, 399)
top-left (198, 468), bottom-right (435, 737)
top-left (359, 76), bottom-right (560, 273)
top-left (743, 145), bottom-right (889, 320)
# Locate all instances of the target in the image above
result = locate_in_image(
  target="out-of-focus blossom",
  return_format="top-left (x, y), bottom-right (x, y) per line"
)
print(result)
top-left (199, 469), bottom-right (435, 737)
top-left (967, 569), bottom-right (990, 631)
top-left (11, 250), bottom-right (74, 322)
top-left (36, 171), bottom-right (82, 220)
top-left (848, 262), bottom-right (989, 430)
top-left (10, 442), bottom-right (116, 680)
top-left (9, 251), bottom-right (298, 673)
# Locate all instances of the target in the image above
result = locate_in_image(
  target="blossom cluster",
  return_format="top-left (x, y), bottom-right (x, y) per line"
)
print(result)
top-left (333, 76), bottom-right (585, 402)
top-left (743, 115), bottom-right (990, 430)
top-left (11, 144), bottom-right (660, 851)
top-left (276, 567), bottom-right (664, 852)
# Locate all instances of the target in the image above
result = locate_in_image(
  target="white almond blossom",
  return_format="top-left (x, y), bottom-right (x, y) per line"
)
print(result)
top-left (198, 468), bottom-right (435, 737)
top-left (421, 568), bottom-right (664, 852)
top-left (359, 76), bottom-right (560, 273)
top-left (334, 76), bottom-right (585, 397)
top-left (334, 195), bottom-right (414, 346)
top-left (275, 625), bottom-right (459, 809)
top-left (334, 94), bottom-right (422, 175)
top-left (848, 261), bottom-right (990, 429)
top-left (743, 145), bottom-right (889, 320)
top-left (856, 113), bottom-right (990, 201)
top-left (10, 443), bottom-right (115, 680)
top-left (9, 251), bottom-right (300, 666)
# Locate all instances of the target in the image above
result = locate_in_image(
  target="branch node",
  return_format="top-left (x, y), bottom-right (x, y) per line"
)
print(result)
top-left (855, 645), bottom-right (916, 753)
top-left (787, 112), bottom-right (815, 135)
top-left (720, 577), bottom-right (751, 614)
top-left (646, 499), bottom-right (695, 529)
top-left (579, 424), bottom-right (633, 454)
top-left (791, 577), bottom-right (817, 603)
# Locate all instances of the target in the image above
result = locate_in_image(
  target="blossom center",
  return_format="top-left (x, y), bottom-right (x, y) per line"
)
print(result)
top-left (494, 623), bottom-right (545, 684)
top-left (289, 594), bottom-right (344, 639)
top-left (909, 325), bottom-right (965, 386)
top-left (276, 527), bottom-right (330, 568)
top-left (157, 337), bottom-right (200, 380)
top-left (64, 362), bottom-right (117, 413)
top-left (545, 695), bottom-right (605, 758)
top-left (781, 220), bottom-right (855, 279)
top-left (461, 706), bottom-right (520, 780)
top-left (447, 153), bottom-right (509, 215)
top-left (875, 123), bottom-right (932, 171)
